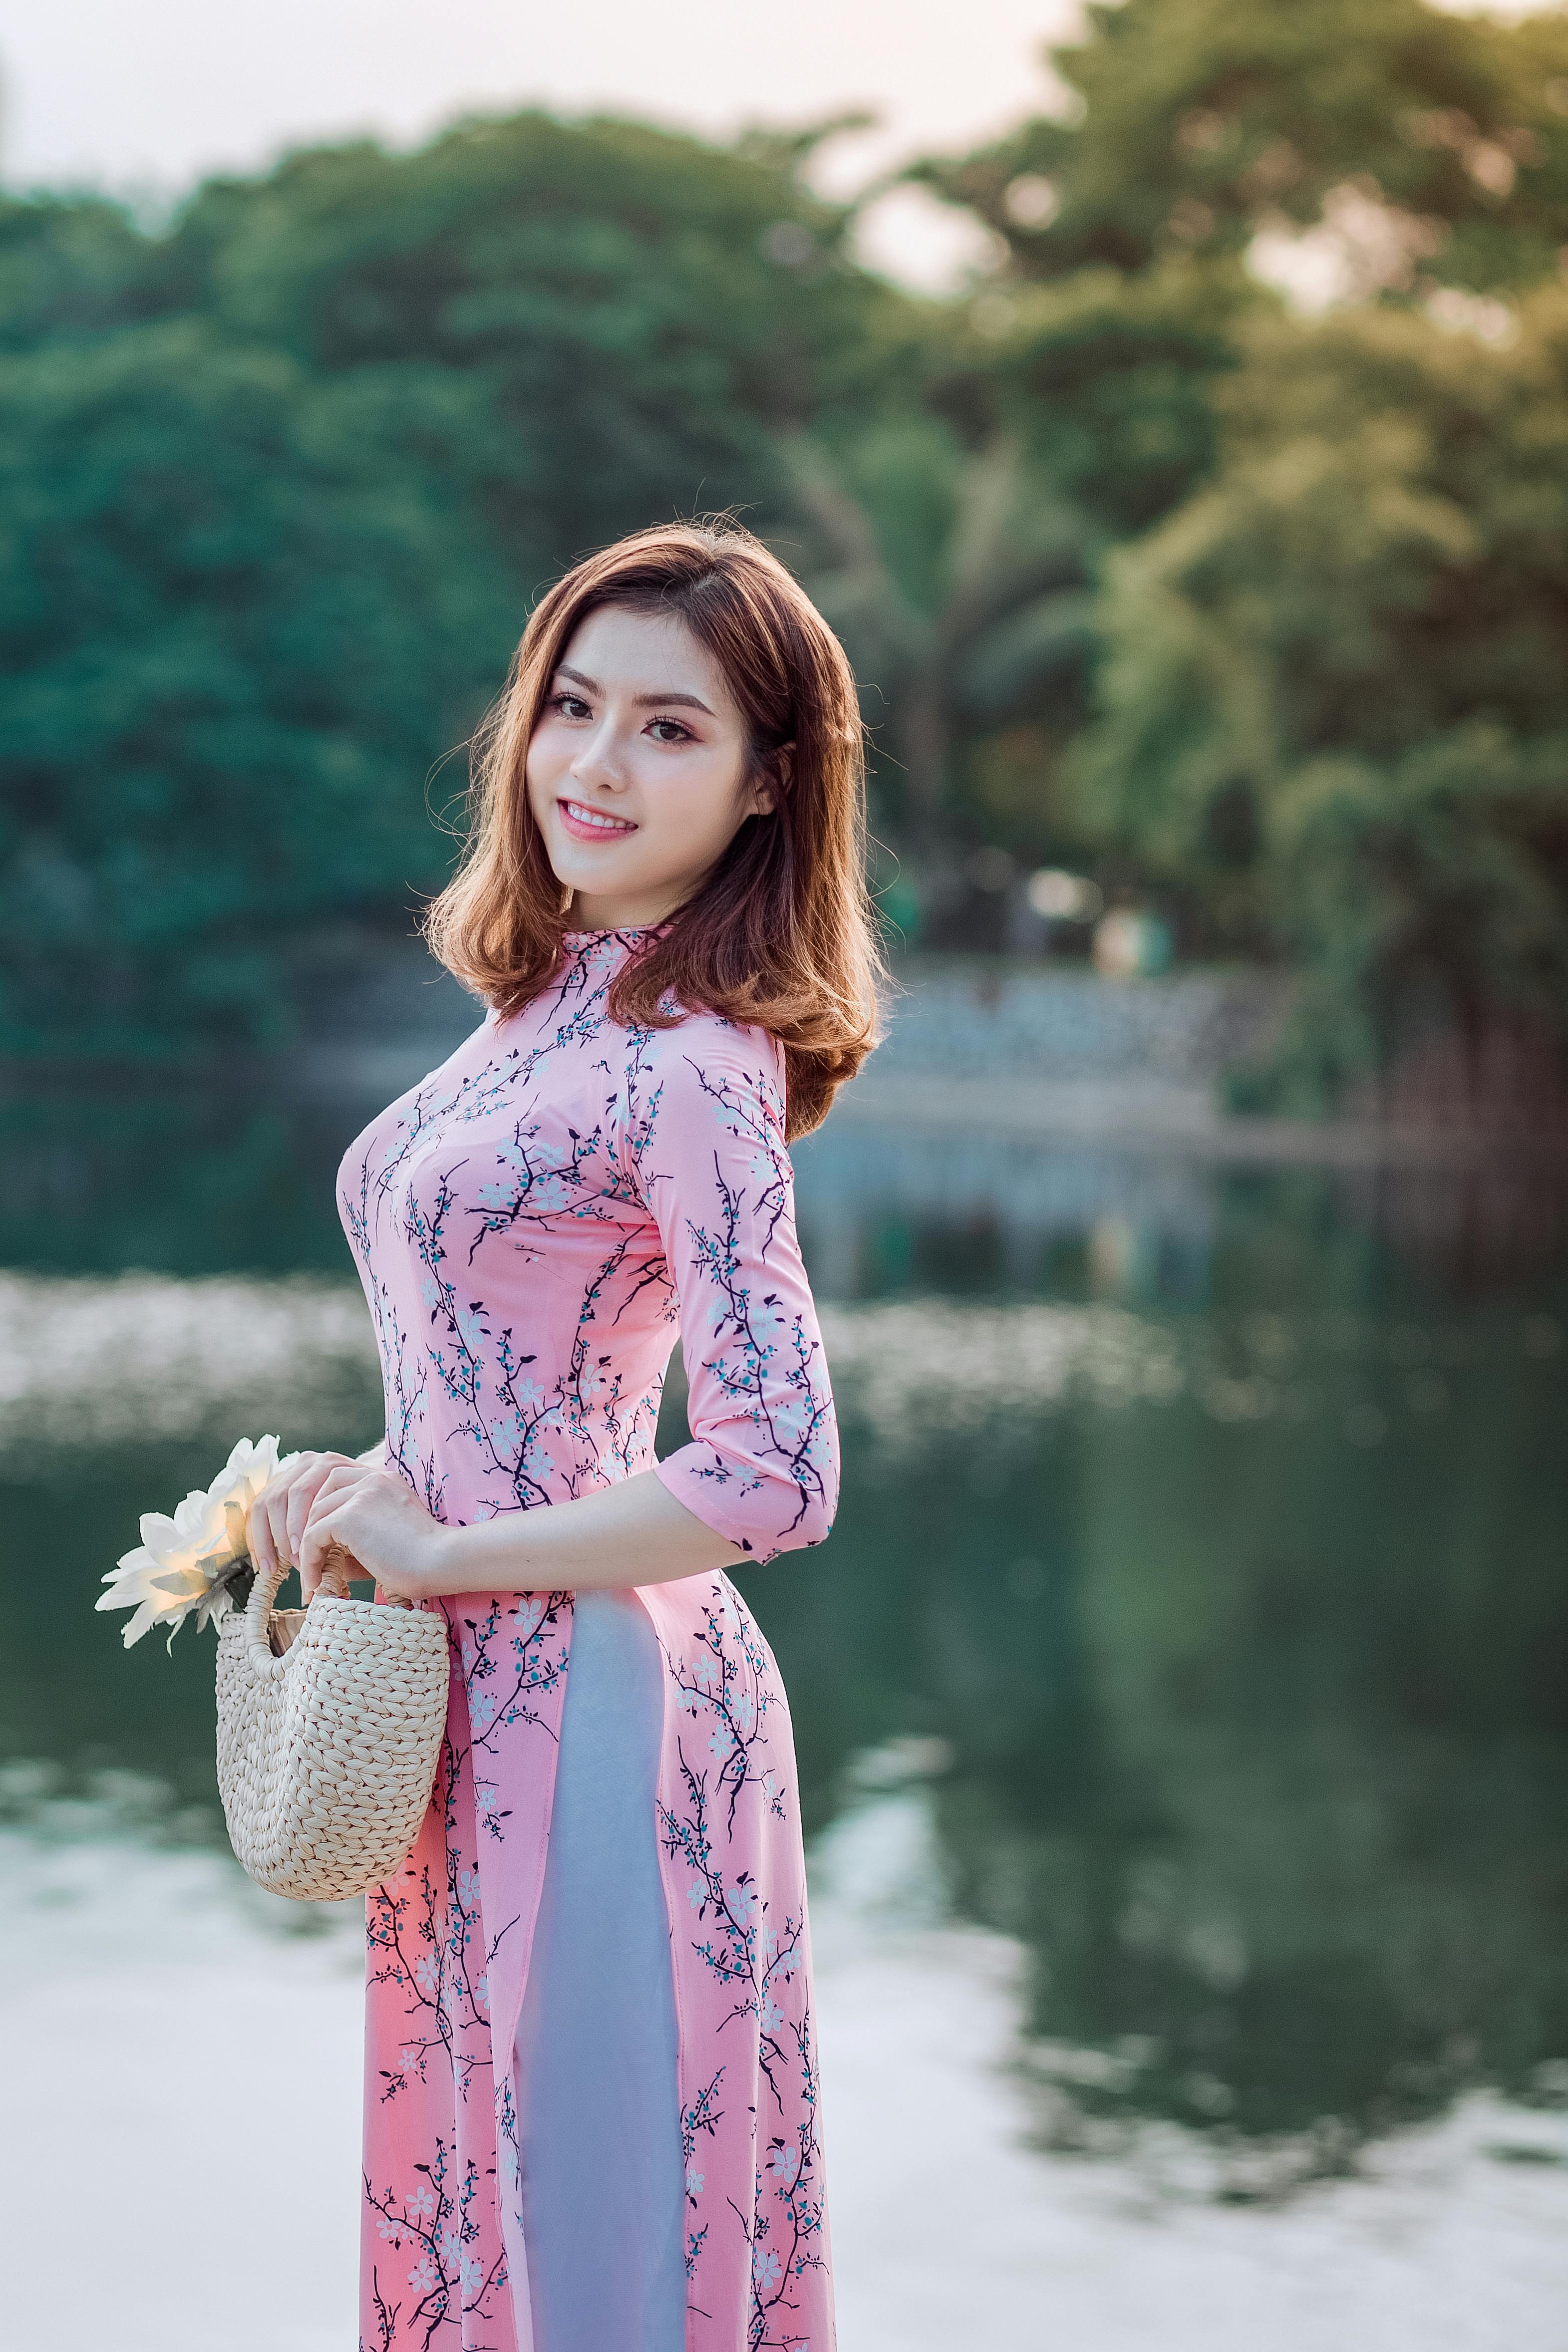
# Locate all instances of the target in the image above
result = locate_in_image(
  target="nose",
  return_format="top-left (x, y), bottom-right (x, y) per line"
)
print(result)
top-left (569, 717), bottom-right (628, 796)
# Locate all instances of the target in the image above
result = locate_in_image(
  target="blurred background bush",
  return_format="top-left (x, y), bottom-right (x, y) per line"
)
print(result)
top-left (4, 0), bottom-right (1568, 1120)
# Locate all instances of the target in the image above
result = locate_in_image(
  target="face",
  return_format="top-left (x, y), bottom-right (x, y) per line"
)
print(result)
top-left (525, 605), bottom-right (777, 931)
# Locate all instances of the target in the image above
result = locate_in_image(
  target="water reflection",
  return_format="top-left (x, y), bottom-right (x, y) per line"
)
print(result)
top-left (1, 1085), bottom-right (1565, 2197)
top-left (779, 1283), bottom-right (1568, 2183)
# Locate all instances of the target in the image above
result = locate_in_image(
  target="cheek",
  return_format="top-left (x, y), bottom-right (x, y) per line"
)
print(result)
top-left (524, 728), bottom-right (566, 807)
top-left (639, 752), bottom-right (751, 844)
top-left (641, 789), bottom-right (732, 867)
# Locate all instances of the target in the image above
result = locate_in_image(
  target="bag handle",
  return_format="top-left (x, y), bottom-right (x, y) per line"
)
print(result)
top-left (243, 1546), bottom-right (355, 1671)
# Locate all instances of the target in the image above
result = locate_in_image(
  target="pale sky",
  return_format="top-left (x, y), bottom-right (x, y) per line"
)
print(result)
top-left (0, 0), bottom-right (1081, 287)
top-left (0, 0), bottom-right (1553, 291)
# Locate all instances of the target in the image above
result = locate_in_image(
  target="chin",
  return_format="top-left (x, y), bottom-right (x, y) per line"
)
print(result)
top-left (545, 824), bottom-right (616, 877)
top-left (556, 849), bottom-right (641, 895)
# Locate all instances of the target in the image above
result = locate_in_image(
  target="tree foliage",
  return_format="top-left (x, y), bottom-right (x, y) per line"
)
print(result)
top-left (4, 3), bottom-right (1568, 1097)
top-left (906, 0), bottom-right (1568, 1095)
top-left (1070, 292), bottom-right (1568, 1103)
top-left (916, 0), bottom-right (1568, 293)
top-left (0, 115), bottom-right (918, 1056)
top-left (0, 319), bottom-right (510, 1052)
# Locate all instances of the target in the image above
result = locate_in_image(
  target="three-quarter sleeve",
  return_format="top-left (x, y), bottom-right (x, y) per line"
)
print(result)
top-left (632, 1022), bottom-right (839, 1563)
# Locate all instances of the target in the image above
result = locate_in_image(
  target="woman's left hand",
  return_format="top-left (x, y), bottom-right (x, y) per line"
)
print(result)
top-left (299, 1465), bottom-right (452, 1605)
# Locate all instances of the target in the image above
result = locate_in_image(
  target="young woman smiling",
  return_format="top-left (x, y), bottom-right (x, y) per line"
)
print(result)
top-left (248, 520), bottom-right (881, 2352)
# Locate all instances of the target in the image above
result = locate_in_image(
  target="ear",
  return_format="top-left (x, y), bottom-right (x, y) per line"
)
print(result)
top-left (749, 742), bottom-right (793, 819)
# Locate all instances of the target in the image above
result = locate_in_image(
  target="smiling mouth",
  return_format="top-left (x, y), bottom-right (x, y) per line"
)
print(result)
top-left (558, 797), bottom-right (637, 838)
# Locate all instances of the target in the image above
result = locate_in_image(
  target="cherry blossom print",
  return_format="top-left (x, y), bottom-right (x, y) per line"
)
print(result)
top-left (339, 928), bottom-right (838, 2352)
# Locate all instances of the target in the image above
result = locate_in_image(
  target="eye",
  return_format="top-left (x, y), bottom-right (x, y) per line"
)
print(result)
top-left (647, 717), bottom-right (695, 745)
top-left (549, 691), bottom-right (592, 720)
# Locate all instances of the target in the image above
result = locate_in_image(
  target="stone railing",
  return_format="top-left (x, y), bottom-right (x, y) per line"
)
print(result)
top-left (871, 959), bottom-right (1288, 1087)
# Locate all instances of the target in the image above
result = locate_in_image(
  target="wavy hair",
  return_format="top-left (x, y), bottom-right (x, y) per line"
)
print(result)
top-left (424, 518), bottom-right (884, 1139)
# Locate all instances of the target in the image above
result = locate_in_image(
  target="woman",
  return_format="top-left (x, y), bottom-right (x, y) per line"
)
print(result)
top-left (247, 519), bottom-right (881, 2352)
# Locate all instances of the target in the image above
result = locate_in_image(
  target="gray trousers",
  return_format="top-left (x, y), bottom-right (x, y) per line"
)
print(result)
top-left (513, 1589), bottom-right (688, 2352)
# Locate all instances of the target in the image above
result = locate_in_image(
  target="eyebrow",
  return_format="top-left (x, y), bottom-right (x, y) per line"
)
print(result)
top-left (555, 663), bottom-right (716, 716)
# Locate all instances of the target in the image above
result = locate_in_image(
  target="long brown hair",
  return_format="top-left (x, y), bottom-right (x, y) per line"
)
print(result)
top-left (425, 518), bottom-right (884, 1138)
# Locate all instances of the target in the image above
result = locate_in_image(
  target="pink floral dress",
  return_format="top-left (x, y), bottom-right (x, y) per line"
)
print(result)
top-left (337, 926), bottom-right (839, 2352)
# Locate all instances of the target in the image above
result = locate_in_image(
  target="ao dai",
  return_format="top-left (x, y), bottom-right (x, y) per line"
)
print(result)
top-left (337, 926), bottom-right (839, 2352)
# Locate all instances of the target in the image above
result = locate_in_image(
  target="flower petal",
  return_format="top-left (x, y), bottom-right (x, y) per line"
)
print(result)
top-left (149, 1568), bottom-right (210, 1599)
top-left (121, 1599), bottom-right (159, 1648)
top-left (172, 1489), bottom-right (217, 1541)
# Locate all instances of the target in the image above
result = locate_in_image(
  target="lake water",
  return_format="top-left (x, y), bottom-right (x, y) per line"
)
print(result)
top-left (3, 1079), bottom-right (1567, 2343)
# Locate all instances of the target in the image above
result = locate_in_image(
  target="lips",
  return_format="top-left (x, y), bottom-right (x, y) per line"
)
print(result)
top-left (558, 796), bottom-right (637, 842)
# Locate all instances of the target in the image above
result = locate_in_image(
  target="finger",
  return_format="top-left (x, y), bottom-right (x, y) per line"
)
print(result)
top-left (317, 1539), bottom-right (355, 1600)
top-left (254, 1455), bottom-right (320, 1519)
top-left (303, 1464), bottom-right (376, 1524)
top-left (284, 1456), bottom-right (353, 1559)
top-left (263, 1491), bottom-right (297, 1576)
top-left (298, 1512), bottom-right (360, 1602)
top-left (250, 1456), bottom-right (340, 1579)
top-left (296, 1515), bottom-right (331, 1603)
top-left (310, 1468), bottom-right (376, 1505)
top-left (246, 1492), bottom-right (277, 1576)
top-left (255, 1456), bottom-right (335, 1578)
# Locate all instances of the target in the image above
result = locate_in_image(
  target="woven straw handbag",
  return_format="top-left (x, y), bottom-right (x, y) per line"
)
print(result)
top-left (215, 1555), bottom-right (450, 1901)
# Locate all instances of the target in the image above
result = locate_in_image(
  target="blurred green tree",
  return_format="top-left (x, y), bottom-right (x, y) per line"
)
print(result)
top-left (0, 193), bottom-right (152, 349)
top-left (1069, 290), bottom-right (1568, 1109)
top-left (165, 112), bottom-right (919, 572)
top-left (6, 31), bottom-right (1568, 1082)
top-left (916, 0), bottom-right (1568, 295)
top-left (0, 319), bottom-right (509, 1055)
top-left (785, 422), bottom-right (1091, 855)
top-left (781, 263), bottom-right (1248, 905)
top-left (900, 0), bottom-right (1568, 1079)
top-left (0, 116), bottom-right (921, 1057)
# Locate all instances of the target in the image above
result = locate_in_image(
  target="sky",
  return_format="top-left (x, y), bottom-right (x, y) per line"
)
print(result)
top-left (0, 0), bottom-right (1081, 287)
top-left (0, 0), bottom-right (1555, 290)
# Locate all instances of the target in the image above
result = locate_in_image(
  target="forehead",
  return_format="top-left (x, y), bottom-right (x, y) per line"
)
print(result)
top-left (557, 605), bottom-right (739, 718)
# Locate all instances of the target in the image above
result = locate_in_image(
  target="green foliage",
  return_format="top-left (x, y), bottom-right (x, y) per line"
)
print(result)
top-left (0, 317), bottom-right (510, 1054)
top-left (0, 194), bottom-right (153, 349)
top-left (1070, 293), bottom-right (1568, 1103)
top-left (984, 261), bottom-right (1249, 534)
top-left (785, 419), bottom-right (1097, 867)
top-left (905, 0), bottom-right (1568, 1088)
top-left (168, 114), bottom-right (917, 560)
top-left (0, 116), bottom-right (919, 1058)
top-left (917, 0), bottom-right (1568, 293)
top-left (777, 265), bottom-right (1247, 870)
top-left (6, 9), bottom-right (1568, 1084)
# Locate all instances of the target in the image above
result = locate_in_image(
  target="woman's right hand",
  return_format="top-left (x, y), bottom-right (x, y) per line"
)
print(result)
top-left (247, 1451), bottom-right (376, 1592)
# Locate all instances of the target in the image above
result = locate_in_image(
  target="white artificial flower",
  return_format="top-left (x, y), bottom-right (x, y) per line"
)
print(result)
top-left (97, 1433), bottom-right (301, 1649)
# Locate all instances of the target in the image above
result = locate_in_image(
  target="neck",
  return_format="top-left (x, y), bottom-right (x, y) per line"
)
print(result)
top-left (566, 888), bottom-right (685, 931)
